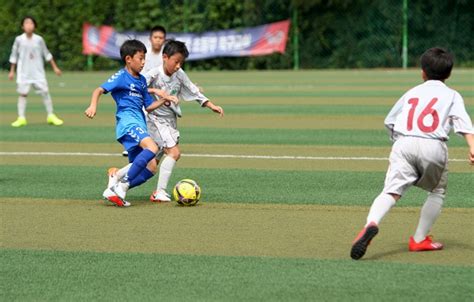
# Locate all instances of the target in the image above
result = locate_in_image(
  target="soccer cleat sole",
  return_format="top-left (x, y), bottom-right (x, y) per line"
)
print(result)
top-left (350, 225), bottom-right (379, 260)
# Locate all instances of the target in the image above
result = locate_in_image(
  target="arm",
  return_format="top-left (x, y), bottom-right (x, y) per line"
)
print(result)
top-left (8, 37), bottom-right (19, 81)
top-left (84, 87), bottom-right (105, 119)
top-left (463, 133), bottom-right (474, 165)
top-left (49, 58), bottom-right (62, 76)
top-left (8, 63), bottom-right (16, 81)
top-left (145, 98), bottom-right (167, 112)
top-left (204, 100), bottom-right (224, 117)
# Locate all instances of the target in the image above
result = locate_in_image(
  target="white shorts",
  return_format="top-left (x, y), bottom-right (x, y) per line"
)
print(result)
top-left (17, 80), bottom-right (49, 95)
top-left (383, 136), bottom-right (448, 196)
top-left (146, 114), bottom-right (180, 159)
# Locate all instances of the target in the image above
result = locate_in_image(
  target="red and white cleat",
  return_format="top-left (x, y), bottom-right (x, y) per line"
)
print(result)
top-left (409, 236), bottom-right (443, 252)
top-left (102, 187), bottom-right (130, 207)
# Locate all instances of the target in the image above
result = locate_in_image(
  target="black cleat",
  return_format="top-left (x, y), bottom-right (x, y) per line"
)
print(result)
top-left (350, 222), bottom-right (379, 260)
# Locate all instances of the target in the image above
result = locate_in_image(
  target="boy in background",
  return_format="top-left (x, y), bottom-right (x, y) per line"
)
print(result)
top-left (8, 16), bottom-right (63, 127)
top-left (85, 40), bottom-right (176, 207)
top-left (350, 47), bottom-right (474, 260)
top-left (145, 40), bottom-right (224, 202)
top-left (143, 25), bottom-right (166, 73)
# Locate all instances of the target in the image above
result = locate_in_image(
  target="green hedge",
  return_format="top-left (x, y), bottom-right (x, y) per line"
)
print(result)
top-left (1, 0), bottom-right (472, 70)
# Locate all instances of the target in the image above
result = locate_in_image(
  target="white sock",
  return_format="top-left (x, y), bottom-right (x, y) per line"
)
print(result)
top-left (18, 95), bottom-right (27, 118)
top-left (157, 156), bottom-right (176, 192)
top-left (117, 163), bottom-right (132, 181)
top-left (413, 193), bottom-right (444, 242)
top-left (366, 193), bottom-right (396, 226)
top-left (41, 92), bottom-right (54, 115)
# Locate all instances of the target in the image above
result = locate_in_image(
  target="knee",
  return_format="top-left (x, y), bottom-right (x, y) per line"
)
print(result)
top-left (167, 148), bottom-right (181, 161)
top-left (388, 193), bottom-right (401, 202)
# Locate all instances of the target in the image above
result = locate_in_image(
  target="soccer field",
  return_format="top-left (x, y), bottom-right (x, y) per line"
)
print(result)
top-left (1, 69), bottom-right (473, 301)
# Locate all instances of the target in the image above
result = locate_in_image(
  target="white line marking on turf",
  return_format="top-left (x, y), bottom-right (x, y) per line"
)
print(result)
top-left (0, 151), bottom-right (468, 162)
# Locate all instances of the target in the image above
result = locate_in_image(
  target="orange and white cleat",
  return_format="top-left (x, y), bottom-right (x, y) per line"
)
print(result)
top-left (150, 190), bottom-right (171, 202)
top-left (350, 222), bottom-right (379, 260)
top-left (409, 236), bottom-right (443, 252)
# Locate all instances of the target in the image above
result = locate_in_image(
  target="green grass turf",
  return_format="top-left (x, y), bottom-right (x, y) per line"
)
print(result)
top-left (0, 125), bottom-right (469, 147)
top-left (0, 165), bottom-right (472, 207)
top-left (1, 249), bottom-right (472, 301)
top-left (1, 69), bottom-right (473, 301)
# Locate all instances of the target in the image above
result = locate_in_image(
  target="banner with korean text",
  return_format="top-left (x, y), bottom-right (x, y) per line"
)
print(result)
top-left (83, 20), bottom-right (290, 61)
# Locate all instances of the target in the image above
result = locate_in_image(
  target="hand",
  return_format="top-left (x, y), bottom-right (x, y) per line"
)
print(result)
top-left (84, 106), bottom-right (96, 119)
top-left (8, 71), bottom-right (14, 81)
top-left (469, 147), bottom-right (474, 165)
top-left (54, 67), bottom-right (62, 76)
top-left (166, 95), bottom-right (179, 104)
top-left (211, 105), bottom-right (224, 117)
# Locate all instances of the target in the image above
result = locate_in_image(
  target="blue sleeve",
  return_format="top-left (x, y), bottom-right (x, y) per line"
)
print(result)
top-left (141, 76), bottom-right (154, 108)
top-left (101, 70), bottom-right (123, 94)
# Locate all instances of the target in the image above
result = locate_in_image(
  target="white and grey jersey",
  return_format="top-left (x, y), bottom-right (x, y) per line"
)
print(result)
top-left (9, 33), bottom-right (53, 83)
top-left (144, 66), bottom-right (208, 119)
top-left (143, 47), bottom-right (163, 73)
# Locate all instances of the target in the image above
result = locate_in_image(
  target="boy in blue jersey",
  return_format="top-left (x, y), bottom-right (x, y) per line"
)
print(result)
top-left (85, 40), bottom-right (176, 207)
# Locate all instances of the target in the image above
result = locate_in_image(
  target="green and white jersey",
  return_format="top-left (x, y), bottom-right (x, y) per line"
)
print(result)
top-left (9, 33), bottom-right (53, 84)
top-left (144, 65), bottom-right (208, 118)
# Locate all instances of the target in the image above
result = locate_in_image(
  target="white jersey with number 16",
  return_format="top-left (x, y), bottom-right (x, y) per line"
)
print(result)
top-left (384, 80), bottom-right (473, 141)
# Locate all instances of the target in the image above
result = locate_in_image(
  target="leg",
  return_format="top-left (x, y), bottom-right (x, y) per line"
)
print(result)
top-left (350, 193), bottom-right (400, 260)
top-left (413, 192), bottom-right (444, 243)
top-left (409, 140), bottom-right (447, 251)
top-left (12, 83), bottom-right (30, 127)
top-left (150, 146), bottom-right (179, 202)
top-left (351, 138), bottom-right (417, 260)
top-left (34, 81), bottom-right (63, 125)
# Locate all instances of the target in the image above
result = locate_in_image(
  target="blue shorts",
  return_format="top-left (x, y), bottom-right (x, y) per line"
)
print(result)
top-left (118, 125), bottom-right (150, 163)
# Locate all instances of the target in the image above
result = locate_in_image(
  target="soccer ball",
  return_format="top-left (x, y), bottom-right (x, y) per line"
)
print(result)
top-left (172, 179), bottom-right (201, 206)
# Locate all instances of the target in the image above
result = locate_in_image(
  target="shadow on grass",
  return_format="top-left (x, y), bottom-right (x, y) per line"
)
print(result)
top-left (366, 245), bottom-right (407, 260)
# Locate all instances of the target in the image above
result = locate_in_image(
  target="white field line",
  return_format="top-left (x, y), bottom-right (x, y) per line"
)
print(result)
top-left (0, 151), bottom-right (468, 162)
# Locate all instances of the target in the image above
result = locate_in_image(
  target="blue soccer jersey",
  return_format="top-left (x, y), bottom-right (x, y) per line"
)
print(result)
top-left (101, 68), bottom-right (154, 140)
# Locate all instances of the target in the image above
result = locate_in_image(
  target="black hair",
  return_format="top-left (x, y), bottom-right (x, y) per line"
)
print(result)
top-left (163, 40), bottom-right (189, 58)
top-left (120, 39), bottom-right (147, 63)
top-left (150, 25), bottom-right (166, 37)
top-left (21, 16), bottom-right (37, 28)
top-left (420, 47), bottom-right (454, 80)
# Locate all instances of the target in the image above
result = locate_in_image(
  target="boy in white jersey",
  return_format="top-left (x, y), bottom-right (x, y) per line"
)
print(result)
top-left (145, 40), bottom-right (224, 202)
top-left (350, 47), bottom-right (474, 260)
top-left (143, 25), bottom-right (166, 73)
top-left (8, 16), bottom-right (64, 127)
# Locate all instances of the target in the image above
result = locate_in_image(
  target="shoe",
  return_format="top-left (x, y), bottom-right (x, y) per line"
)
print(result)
top-left (11, 117), bottom-right (27, 127)
top-left (107, 167), bottom-right (119, 188)
top-left (47, 113), bottom-right (63, 126)
top-left (112, 181), bottom-right (129, 200)
top-left (350, 222), bottom-right (379, 260)
top-left (122, 150), bottom-right (129, 157)
top-left (150, 189), bottom-right (171, 202)
top-left (102, 187), bottom-right (130, 207)
top-left (409, 236), bottom-right (443, 252)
